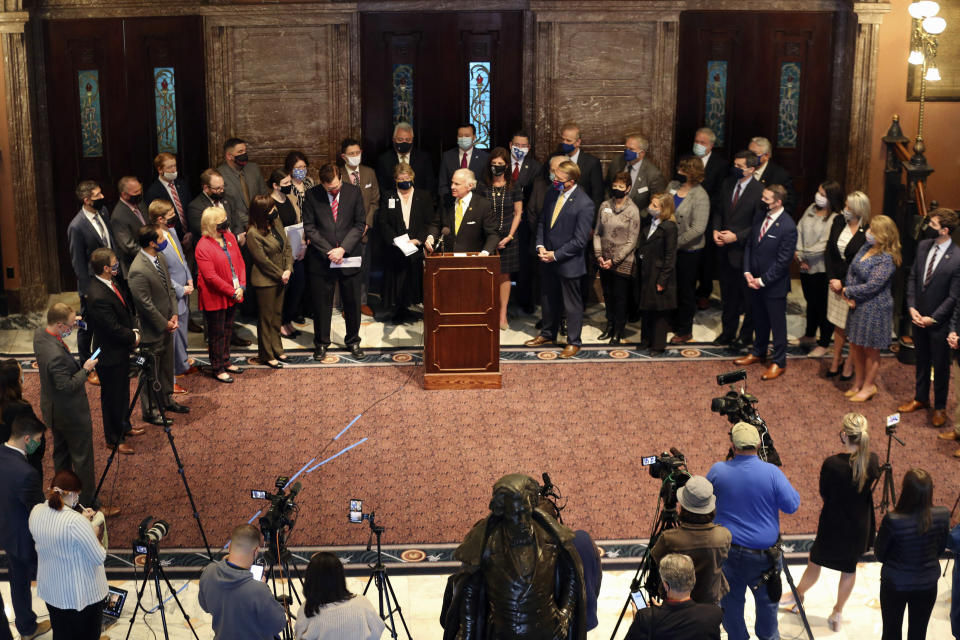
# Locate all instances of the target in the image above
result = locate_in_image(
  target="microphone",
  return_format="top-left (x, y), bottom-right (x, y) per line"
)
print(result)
top-left (438, 227), bottom-right (450, 252)
top-left (287, 482), bottom-right (302, 500)
top-left (668, 447), bottom-right (686, 460)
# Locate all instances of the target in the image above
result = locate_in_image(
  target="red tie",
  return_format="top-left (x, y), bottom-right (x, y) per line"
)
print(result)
top-left (732, 182), bottom-right (742, 208)
top-left (460, 152), bottom-right (468, 169)
top-left (512, 163), bottom-right (520, 182)
top-left (331, 194), bottom-right (339, 222)
top-left (759, 214), bottom-right (773, 241)
top-left (167, 183), bottom-right (185, 227)
top-left (351, 171), bottom-right (359, 186)
top-left (111, 282), bottom-right (126, 306)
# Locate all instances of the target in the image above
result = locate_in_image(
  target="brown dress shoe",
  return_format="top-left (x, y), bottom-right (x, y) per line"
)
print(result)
top-left (897, 399), bottom-right (927, 413)
top-left (525, 336), bottom-right (554, 347)
top-left (932, 409), bottom-right (948, 428)
top-left (110, 443), bottom-right (135, 455)
top-left (559, 345), bottom-right (580, 359)
top-left (100, 505), bottom-right (122, 518)
top-left (734, 353), bottom-right (764, 366)
top-left (87, 371), bottom-right (100, 386)
top-left (127, 427), bottom-right (146, 436)
top-left (178, 366), bottom-right (200, 377)
top-left (670, 334), bottom-right (693, 344)
top-left (361, 304), bottom-right (375, 317)
top-left (173, 383), bottom-right (188, 395)
top-left (761, 363), bottom-right (785, 380)
top-left (954, 448), bottom-right (960, 459)
top-left (938, 431), bottom-right (958, 441)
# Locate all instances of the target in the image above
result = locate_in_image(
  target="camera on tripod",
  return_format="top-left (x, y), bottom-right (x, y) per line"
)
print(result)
top-left (643, 448), bottom-right (691, 511)
top-left (133, 516), bottom-right (170, 556)
top-left (251, 476), bottom-right (302, 563)
top-left (710, 369), bottom-right (782, 466)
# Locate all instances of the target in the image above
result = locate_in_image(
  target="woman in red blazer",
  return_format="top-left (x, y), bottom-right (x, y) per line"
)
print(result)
top-left (195, 207), bottom-right (247, 383)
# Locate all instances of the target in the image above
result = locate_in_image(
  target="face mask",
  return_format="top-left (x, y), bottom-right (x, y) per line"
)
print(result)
top-left (548, 172), bottom-right (557, 183)
top-left (733, 167), bottom-right (745, 180)
top-left (292, 168), bottom-right (308, 181)
top-left (345, 154), bottom-right (362, 167)
top-left (396, 180), bottom-right (413, 190)
top-left (842, 209), bottom-right (855, 222)
top-left (650, 207), bottom-right (661, 219)
top-left (216, 221), bottom-right (230, 232)
top-left (756, 154), bottom-right (765, 164)
top-left (624, 148), bottom-right (638, 163)
top-left (66, 493), bottom-right (79, 509)
top-left (89, 198), bottom-right (105, 211)
top-left (155, 237), bottom-right (169, 252)
top-left (512, 146), bottom-right (527, 160)
top-left (25, 437), bottom-right (41, 456)
top-left (163, 171), bottom-right (178, 182)
top-left (864, 231), bottom-right (876, 245)
top-left (166, 218), bottom-right (177, 229)
top-left (491, 165), bottom-right (506, 176)
top-left (814, 193), bottom-right (829, 209)
top-left (674, 173), bottom-right (687, 184)
top-left (267, 209), bottom-right (279, 220)
top-left (209, 190), bottom-right (224, 202)
top-left (923, 225), bottom-right (940, 240)
top-left (560, 142), bottom-right (576, 154)
top-left (611, 188), bottom-right (627, 199)
top-left (233, 153), bottom-right (249, 166)
top-left (280, 184), bottom-right (293, 195)
top-left (457, 137), bottom-right (474, 151)
top-left (59, 324), bottom-right (72, 339)
top-left (552, 179), bottom-right (565, 192)
top-left (395, 141), bottom-right (413, 154)
top-left (127, 193), bottom-right (143, 205)
top-left (693, 143), bottom-right (708, 157)
top-left (110, 263), bottom-right (120, 276)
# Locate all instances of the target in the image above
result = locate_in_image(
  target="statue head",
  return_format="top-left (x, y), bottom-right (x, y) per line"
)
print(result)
top-left (489, 474), bottom-right (540, 546)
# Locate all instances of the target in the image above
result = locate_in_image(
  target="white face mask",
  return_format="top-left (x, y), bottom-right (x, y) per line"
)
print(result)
top-left (344, 154), bottom-right (362, 168)
top-left (692, 142), bottom-right (708, 157)
top-left (163, 171), bottom-right (178, 182)
top-left (814, 193), bottom-right (828, 209)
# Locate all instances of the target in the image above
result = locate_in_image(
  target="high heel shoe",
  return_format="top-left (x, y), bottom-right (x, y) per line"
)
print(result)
top-left (844, 387), bottom-right (860, 398)
top-left (827, 610), bottom-right (842, 631)
top-left (839, 370), bottom-right (854, 381)
top-left (849, 385), bottom-right (878, 402)
top-left (825, 358), bottom-right (844, 378)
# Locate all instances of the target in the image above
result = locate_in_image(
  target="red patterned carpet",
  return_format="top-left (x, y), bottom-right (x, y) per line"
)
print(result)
top-left (20, 356), bottom-right (957, 550)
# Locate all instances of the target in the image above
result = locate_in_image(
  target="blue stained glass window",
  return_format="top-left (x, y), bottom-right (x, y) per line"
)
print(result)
top-left (154, 67), bottom-right (178, 154)
top-left (704, 61), bottom-right (728, 147)
top-left (468, 61), bottom-right (491, 148)
top-left (78, 70), bottom-right (103, 158)
top-left (777, 62), bottom-right (801, 149)
top-left (392, 64), bottom-right (414, 126)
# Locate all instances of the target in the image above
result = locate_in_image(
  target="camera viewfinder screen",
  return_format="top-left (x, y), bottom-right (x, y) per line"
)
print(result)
top-left (349, 499), bottom-right (362, 523)
top-left (641, 456), bottom-right (657, 466)
top-left (251, 490), bottom-right (266, 499)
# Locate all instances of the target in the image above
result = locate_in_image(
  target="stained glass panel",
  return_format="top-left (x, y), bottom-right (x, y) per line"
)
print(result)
top-left (704, 61), bottom-right (728, 146)
top-left (777, 62), bottom-right (801, 149)
top-left (468, 61), bottom-right (491, 148)
top-left (78, 70), bottom-right (103, 158)
top-left (392, 64), bottom-right (414, 126)
top-left (154, 67), bottom-right (178, 154)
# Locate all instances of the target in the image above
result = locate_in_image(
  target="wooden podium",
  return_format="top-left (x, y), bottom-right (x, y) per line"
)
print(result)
top-left (422, 253), bottom-right (501, 389)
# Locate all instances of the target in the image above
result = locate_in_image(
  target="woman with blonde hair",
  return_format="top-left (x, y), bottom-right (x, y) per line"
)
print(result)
top-left (842, 213), bottom-right (900, 401)
top-left (635, 192), bottom-right (678, 354)
top-left (782, 412), bottom-right (880, 630)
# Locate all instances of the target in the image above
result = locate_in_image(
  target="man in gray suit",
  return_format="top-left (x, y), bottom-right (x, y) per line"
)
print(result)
top-left (604, 133), bottom-right (667, 213)
top-left (110, 176), bottom-right (149, 275)
top-left (33, 303), bottom-right (119, 514)
top-left (217, 137), bottom-right (269, 244)
top-left (128, 225), bottom-right (189, 425)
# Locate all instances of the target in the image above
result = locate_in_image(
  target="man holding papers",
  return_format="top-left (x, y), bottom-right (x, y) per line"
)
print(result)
top-left (302, 163), bottom-right (367, 361)
top-left (424, 168), bottom-right (498, 254)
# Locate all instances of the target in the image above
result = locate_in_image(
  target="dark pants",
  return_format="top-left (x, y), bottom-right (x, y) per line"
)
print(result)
top-left (51, 423), bottom-right (96, 507)
top-left (880, 582), bottom-right (937, 640)
top-left (139, 336), bottom-right (174, 418)
top-left (514, 224), bottom-right (537, 311)
top-left (696, 239), bottom-right (717, 298)
top-left (915, 323), bottom-right (951, 409)
top-left (95, 361), bottom-right (131, 445)
top-left (77, 295), bottom-right (92, 361)
top-left (0, 591), bottom-right (11, 640)
top-left (599, 270), bottom-right (630, 335)
top-left (204, 305), bottom-right (236, 373)
top-left (579, 246), bottom-right (598, 310)
top-left (800, 272), bottom-right (832, 347)
top-left (5, 550), bottom-right (38, 636)
top-left (282, 259), bottom-right (307, 325)
top-left (641, 309), bottom-right (670, 351)
top-left (239, 245), bottom-right (258, 318)
top-left (673, 249), bottom-right (702, 336)
top-left (719, 258), bottom-right (753, 341)
top-left (47, 599), bottom-right (103, 640)
top-left (255, 285), bottom-right (285, 361)
top-left (311, 269), bottom-right (361, 347)
top-left (541, 266), bottom-right (583, 346)
top-left (720, 545), bottom-right (779, 640)
top-left (750, 291), bottom-right (788, 366)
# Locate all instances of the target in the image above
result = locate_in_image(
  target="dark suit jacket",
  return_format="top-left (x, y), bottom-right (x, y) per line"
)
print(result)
top-left (246, 220), bottom-right (294, 287)
top-left (558, 149), bottom-right (604, 212)
top-left (380, 189), bottom-right (437, 250)
top-left (32, 328), bottom-right (92, 435)
top-left (145, 178), bottom-right (192, 240)
top-left (511, 155), bottom-right (543, 203)
top-left (431, 194), bottom-right (498, 254)
top-left (743, 209), bottom-right (798, 299)
top-left (438, 147), bottom-right (490, 205)
top-left (110, 200), bottom-right (150, 275)
top-left (536, 186), bottom-right (594, 279)
top-left (128, 251), bottom-right (177, 345)
top-left (187, 194), bottom-right (235, 240)
top-left (605, 155), bottom-right (667, 213)
top-left (67, 208), bottom-right (117, 296)
top-left (86, 278), bottom-right (138, 368)
top-left (376, 148), bottom-right (435, 196)
top-left (701, 152), bottom-right (729, 199)
top-left (907, 239), bottom-right (960, 322)
top-left (824, 216), bottom-right (867, 283)
top-left (637, 218), bottom-right (678, 310)
top-left (337, 165), bottom-right (380, 243)
top-left (716, 177), bottom-right (765, 269)
top-left (0, 446), bottom-right (43, 558)
top-left (302, 182), bottom-right (366, 277)
top-left (756, 161), bottom-right (797, 215)
top-left (216, 161), bottom-right (269, 230)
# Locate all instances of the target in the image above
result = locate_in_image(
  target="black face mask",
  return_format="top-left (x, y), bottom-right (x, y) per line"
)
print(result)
top-left (673, 173), bottom-right (687, 184)
top-left (395, 142), bottom-right (413, 154)
top-left (209, 191), bottom-right (224, 202)
top-left (127, 193), bottom-right (143, 205)
top-left (280, 184), bottom-right (293, 195)
top-left (233, 153), bottom-right (249, 165)
top-left (216, 221), bottom-right (230, 232)
top-left (396, 180), bottom-right (413, 191)
top-left (610, 188), bottom-right (628, 199)
top-left (491, 165), bottom-right (506, 176)
top-left (89, 198), bottom-right (105, 211)
top-left (922, 225), bottom-right (940, 240)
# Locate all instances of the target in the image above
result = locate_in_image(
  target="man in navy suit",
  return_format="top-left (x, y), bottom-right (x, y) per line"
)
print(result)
top-left (145, 152), bottom-right (193, 251)
top-left (437, 124), bottom-right (489, 208)
top-left (735, 185), bottom-right (797, 380)
top-left (899, 209), bottom-right (960, 429)
top-left (525, 160), bottom-right (594, 358)
top-left (375, 121), bottom-right (435, 197)
top-left (0, 412), bottom-right (50, 640)
top-left (303, 163), bottom-right (367, 361)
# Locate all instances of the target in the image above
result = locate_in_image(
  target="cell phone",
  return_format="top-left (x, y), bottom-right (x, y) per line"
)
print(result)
top-left (641, 456), bottom-right (657, 466)
top-left (91, 347), bottom-right (101, 360)
top-left (251, 490), bottom-right (267, 499)
top-left (887, 413), bottom-right (901, 427)
top-left (631, 590), bottom-right (648, 610)
top-left (250, 564), bottom-right (264, 581)
top-left (349, 499), bottom-right (363, 523)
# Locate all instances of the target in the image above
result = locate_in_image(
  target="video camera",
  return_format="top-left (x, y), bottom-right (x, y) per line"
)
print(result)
top-left (133, 516), bottom-right (170, 556)
top-left (710, 369), bottom-right (781, 466)
top-left (251, 476), bottom-right (302, 563)
top-left (642, 448), bottom-right (691, 511)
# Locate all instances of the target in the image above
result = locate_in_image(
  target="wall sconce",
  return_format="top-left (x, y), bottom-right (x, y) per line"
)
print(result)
top-left (907, 1), bottom-right (947, 165)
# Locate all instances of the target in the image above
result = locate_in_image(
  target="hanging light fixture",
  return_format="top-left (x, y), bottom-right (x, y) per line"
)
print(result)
top-left (906, 1), bottom-right (947, 165)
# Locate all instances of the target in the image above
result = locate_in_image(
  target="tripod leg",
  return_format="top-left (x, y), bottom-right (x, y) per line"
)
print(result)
top-left (382, 572), bottom-right (413, 639)
top-left (92, 445), bottom-right (119, 504)
top-left (124, 562), bottom-right (154, 640)
top-left (156, 565), bottom-right (202, 640)
top-left (362, 571), bottom-right (376, 596)
top-left (781, 559), bottom-right (814, 640)
top-left (152, 566), bottom-right (172, 640)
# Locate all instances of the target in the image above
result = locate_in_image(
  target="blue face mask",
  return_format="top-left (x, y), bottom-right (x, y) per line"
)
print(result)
top-left (624, 148), bottom-right (638, 163)
top-left (156, 237), bottom-right (169, 252)
top-left (756, 154), bottom-right (765, 164)
top-left (864, 231), bottom-right (876, 245)
top-left (733, 167), bottom-right (745, 180)
top-left (292, 168), bottom-right (308, 181)
top-left (552, 179), bottom-right (565, 192)
top-left (693, 143), bottom-right (708, 157)
top-left (560, 142), bottom-right (576, 154)
top-left (110, 262), bottom-right (120, 276)
top-left (457, 137), bottom-right (474, 151)
top-left (396, 180), bottom-right (412, 191)
top-left (512, 146), bottom-right (527, 160)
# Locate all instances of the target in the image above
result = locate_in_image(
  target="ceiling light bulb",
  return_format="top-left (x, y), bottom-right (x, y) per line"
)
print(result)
top-left (922, 16), bottom-right (947, 34)
top-left (909, 1), bottom-right (940, 18)
top-left (909, 50), bottom-right (925, 64)
top-left (925, 65), bottom-right (941, 81)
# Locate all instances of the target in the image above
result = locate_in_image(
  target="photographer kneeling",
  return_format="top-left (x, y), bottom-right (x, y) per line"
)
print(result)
top-left (650, 475), bottom-right (731, 605)
top-left (625, 553), bottom-right (722, 639)
top-left (707, 422), bottom-right (800, 640)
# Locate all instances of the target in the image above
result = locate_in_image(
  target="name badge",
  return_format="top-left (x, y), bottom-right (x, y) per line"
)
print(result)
top-left (389, 198), bottom-right (396, 209)
top-left (232, 276), bottom-right (240, 290)
top-left (638, 186), bottom-right (649, 194)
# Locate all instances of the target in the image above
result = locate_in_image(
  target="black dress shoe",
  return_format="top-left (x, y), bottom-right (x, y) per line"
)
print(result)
top-left (349, 344), bottom-right (365, 358)
top-left (188, 319), bottom-right (204, 333)
top-left (313, 346), bottom-right (328, 361)
top-left (143, 413), bottom-right (173, 427)
top-left (225, 366), bottom-right (244, 375)
top-left (294, 315), bottom-right (305, 324)
top-left (712, 335), bottom-right (734, 345)
top-left (610, 335), bottom-right (622, 345)
top-left (598, 325), bottom-right (613, 341)
top-left (635, 341), bottom-right (651, 351)
top-left (265, 360), bottom-right (284, 369)
top-left (164, 402), bottom-right (190, 414)
top-left (231, 335), bottom-right (252, 347)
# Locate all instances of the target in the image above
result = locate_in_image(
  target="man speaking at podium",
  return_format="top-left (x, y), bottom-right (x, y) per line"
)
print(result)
top-left (424, 169), bottom-right (498, 254)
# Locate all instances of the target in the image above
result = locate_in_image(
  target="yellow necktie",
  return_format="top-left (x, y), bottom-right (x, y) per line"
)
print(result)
top-left (167, 231), bottom-right (184, 265)
top-left (550, 192), bottom-right (565, 228)
top-left (455, 199), bottom-right (464, 235)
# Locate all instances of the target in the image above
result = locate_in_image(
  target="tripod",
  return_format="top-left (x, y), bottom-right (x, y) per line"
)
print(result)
top-left (874, 424), bottom-right (906, 514)
top-left (124, 541), bottom-right (200, 640)
top-left (362, 514), bottom-right (412, 639)
top-left (92, 351), bottom-right (213, 559)
top-left (609, 492), bottom-right (679, 640)
top-left (263, 528), bottom-right (305, 640)
top-left (777, 540), bottom-right (814, 640)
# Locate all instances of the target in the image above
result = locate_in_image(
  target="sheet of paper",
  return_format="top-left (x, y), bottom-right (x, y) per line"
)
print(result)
top-left (284, 223), bottom-right (304, 257)
top-left (393, 233), bottom-right (418, 257)
top-left (331, 256), bottom-right (362, 268)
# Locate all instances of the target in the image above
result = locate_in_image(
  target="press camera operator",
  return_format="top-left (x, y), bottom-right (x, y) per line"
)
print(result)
top-left (198, 524), bottom-right (286, 640)
top-left (650, 475), bottom-right (731, 605)
top-left (707, 422), bottom-right (800, 640)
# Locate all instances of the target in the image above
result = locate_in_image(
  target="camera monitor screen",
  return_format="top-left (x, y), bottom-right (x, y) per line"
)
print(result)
top-left (102, 586), bottom-right (127, 619)
top-left (251, 490), bottom-right (267, 499)
top-left (349, 499), bottom-right (362, 523)
top-left (641, 456), bottom-right (657, 466)
top-left (250, 564), bottom-right (264, 581)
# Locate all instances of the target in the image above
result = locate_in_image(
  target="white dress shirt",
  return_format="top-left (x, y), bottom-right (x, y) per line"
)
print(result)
top-left (746, 207), bottom-right (785, 287)
top-left (82, 208), bottom-right (111, 248)
top-left (924, 238), bottom-right (953, 280)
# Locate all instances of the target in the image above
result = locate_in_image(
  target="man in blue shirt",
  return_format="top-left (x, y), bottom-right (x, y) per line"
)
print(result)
top-left (707, 421), bottom-right (800, 640)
